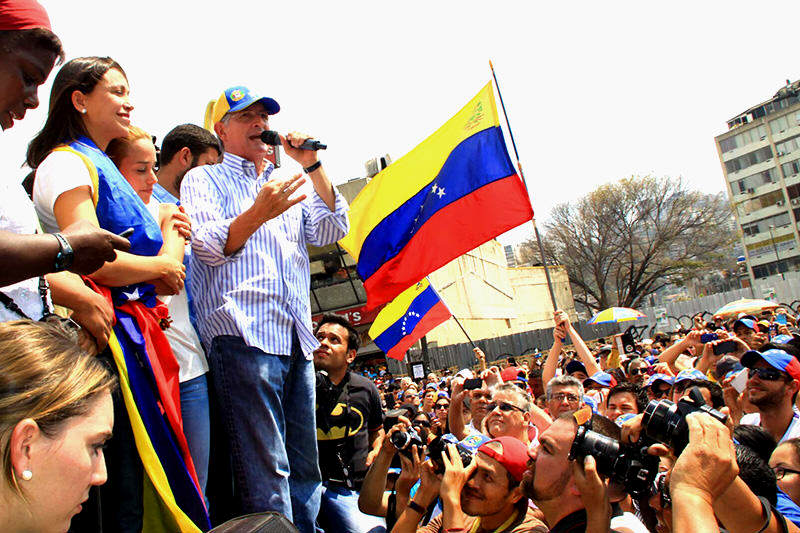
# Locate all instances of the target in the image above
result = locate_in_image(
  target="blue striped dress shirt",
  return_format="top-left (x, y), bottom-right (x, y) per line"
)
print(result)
top-left (180, 152), bottom-right (349, 358)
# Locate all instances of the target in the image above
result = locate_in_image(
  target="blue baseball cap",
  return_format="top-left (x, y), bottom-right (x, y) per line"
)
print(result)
top-left (645, 373), bottom-right (675, 388)
top-left (674, 369), bottom-right (707, 384)
top-left (734, 318), bottom-right (759, 333)
top-left (773, 334), bottom-right (794, 344)
top-left (208, 85), bottom-right (280, 126)
top-left (566, 361), bottom-right (587, 375)
top-left (583, 371), bottom-right (617, 388)
top-left (742, 349), bottom-right (800, 381)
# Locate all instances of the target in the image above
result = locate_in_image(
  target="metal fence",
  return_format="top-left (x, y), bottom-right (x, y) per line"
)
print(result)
top-left (633, 274), bottom-right (800, 336)
top-left (387, 321), bottom-right (621, 374)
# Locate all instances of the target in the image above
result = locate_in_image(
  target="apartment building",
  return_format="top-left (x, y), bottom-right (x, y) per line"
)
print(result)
top-left (715, 79), bottom-right (800, 279)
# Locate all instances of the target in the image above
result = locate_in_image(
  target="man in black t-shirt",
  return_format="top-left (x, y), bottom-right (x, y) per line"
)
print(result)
top-left (314, 314), bottom-right (385, 532)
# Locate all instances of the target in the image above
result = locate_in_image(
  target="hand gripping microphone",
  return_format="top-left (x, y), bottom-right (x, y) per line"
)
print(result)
top-left (259, 130), bottom-right (326, 150)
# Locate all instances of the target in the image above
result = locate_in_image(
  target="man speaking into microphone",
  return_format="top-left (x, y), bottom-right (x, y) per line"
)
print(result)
top-left (181, 85), bottom-right (349, 531)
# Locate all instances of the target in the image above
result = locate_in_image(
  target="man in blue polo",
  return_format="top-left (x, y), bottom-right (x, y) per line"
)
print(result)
top-left (181, 86), bottom-right (349, 531)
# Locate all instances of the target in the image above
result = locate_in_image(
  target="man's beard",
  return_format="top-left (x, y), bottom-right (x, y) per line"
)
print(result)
top-left (749, 387), bottom-right (785, 409)
top-left (521, 464), bottom-right (571, 503)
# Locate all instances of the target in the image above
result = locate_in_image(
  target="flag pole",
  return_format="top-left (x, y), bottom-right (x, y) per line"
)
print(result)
top-left (489, 60), bottom-right (559, 312)
top-left (426, 276), bottom-right (476, 349)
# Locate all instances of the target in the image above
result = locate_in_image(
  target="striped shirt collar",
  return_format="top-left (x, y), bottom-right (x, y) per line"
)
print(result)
top-left (221, 152), bottom-right (275, 181)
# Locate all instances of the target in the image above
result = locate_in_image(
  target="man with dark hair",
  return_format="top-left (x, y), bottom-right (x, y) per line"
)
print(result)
top-left (740, 348), bottom-right (800, 443)
top-left (155, 124), bottom-right (221, 201)
top-left (522, 413), bottom-right (617, 531)
top-left (604, 382), bottom-right (646, 422)
top-left (393, 437), bottom-right (548, 533)
top-left (313, 314), bottom-right (385, 533)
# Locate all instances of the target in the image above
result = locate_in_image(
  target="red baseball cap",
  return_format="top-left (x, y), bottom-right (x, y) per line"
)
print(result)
top-left (0, 0), bottom-right (51, 31)
top-left (477, 436), bottom-right (529, 482)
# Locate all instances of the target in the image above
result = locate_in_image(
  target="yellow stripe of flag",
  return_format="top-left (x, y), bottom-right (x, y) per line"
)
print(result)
top-left (339, 82), bottom-right (500, 260)
top-left (368, 279), bottom-right (431, 338)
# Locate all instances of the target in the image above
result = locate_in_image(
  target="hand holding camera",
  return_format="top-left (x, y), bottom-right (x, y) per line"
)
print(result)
top-left (571, 387), bottom-right (728, 497)
top-left (439, 443), bottom-right (478, 506)
top-left (670, 412), bottom-right (738, 504)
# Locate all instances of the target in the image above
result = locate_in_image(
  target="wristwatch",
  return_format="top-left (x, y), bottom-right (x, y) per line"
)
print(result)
top-left (53, 233), bottom-right (74, 272)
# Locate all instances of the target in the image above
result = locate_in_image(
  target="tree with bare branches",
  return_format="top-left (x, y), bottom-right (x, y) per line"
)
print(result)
top-left (519, 175), bottom-right (737, 312)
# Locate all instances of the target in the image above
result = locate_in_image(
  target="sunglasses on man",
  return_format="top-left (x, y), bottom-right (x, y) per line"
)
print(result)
top-left (748, 367), bottom-right (787, 381)
top-left (486, 401), bottom-right (526, 413)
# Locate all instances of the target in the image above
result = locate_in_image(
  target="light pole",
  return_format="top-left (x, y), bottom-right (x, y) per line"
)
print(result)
top-left (768, 225), bottom-right (785, 280)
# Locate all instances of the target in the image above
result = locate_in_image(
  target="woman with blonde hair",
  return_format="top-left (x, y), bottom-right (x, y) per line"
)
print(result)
top-left (0, 320), bottom-right (116, 533)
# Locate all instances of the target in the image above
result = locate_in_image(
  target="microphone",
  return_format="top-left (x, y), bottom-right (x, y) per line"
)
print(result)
top-left (259, 130), bottom-right (327, 151)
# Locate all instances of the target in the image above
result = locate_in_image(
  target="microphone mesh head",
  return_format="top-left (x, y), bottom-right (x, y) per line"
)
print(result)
top-left (260, 130), bottom-right (281, 145)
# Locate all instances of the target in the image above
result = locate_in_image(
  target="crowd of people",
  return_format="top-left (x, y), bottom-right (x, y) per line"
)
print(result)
top-left (2, 1), bottom-right (800, 533)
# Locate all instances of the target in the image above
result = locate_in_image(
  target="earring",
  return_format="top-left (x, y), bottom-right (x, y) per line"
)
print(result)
top-left (80, 109), bottom-right (87, 114)
top-left (21, 469), bottom-right (32, 481)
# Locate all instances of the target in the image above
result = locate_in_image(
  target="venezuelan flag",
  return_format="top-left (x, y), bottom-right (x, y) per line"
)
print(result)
top-left (368, 279), bottom-right (451, 360)
top-left (340, 82), bottom-right (533, 309)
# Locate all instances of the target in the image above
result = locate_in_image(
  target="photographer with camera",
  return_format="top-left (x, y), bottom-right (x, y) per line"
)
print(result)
top-left (521, 411), bottom-right (619, 532)
top-left (314, 315), bottom-right (385, 533)
top-left (392, 438), bottom-right (548, 533)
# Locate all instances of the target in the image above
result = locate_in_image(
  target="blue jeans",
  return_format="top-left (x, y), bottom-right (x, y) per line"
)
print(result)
top-left (180, 373), bottom-right (210, 504)
top-left (318, 483), bottom-right (386, 533)
top-left (208, 335), bottom-right (322, 533)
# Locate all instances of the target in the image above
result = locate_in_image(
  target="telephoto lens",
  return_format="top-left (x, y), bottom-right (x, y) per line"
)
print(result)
top-left (641, 386), bottom-right (728, 454)
top-left (569, 426), bottom-right (658, 497)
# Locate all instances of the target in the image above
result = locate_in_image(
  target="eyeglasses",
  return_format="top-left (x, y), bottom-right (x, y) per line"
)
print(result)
top-left (651, 387), bottom-right (671, 399)
top-left (550, 393), bottom-right (581, 403)
top-left (487, 401), bottom-right (526, 414)
top-left (630, 367), bottom-right (649, 375)
top-left (435, 403), bottom-right (450, 410)
top-left (773, 466), bottom-right (800, 480)
top-left (651, 471), bottom-right (671, 509)
top-left (748, 367), bottom-right (786, 381)
top-left (413, 419), bottom-right (431, 428)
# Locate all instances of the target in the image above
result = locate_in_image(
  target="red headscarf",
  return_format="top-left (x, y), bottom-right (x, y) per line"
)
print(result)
top-left (0, 0), bottom-right (51, 31)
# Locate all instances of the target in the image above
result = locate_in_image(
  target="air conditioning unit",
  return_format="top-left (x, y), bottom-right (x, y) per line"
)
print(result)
top-left (792, 198), bottom-right (800, 206)
top-left (777, 200), bottom-right (785, 206)
top-left (747, 188), bottom-right (756, 194)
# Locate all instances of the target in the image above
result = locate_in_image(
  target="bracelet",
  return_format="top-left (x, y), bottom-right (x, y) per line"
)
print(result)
top-left (755, 496), bottom-right (772, 533)
top-left (303, 160), bottom-right (322, 174)
top-left (406, 500), bottom-right (426, 515)
top-left (444, 529), bottom-right (466, 533)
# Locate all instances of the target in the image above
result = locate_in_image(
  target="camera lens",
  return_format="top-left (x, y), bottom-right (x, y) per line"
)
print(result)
top-left (391, 430), bottom-right (411, 450)
top-left (570, 426), bottom-right (620, 478)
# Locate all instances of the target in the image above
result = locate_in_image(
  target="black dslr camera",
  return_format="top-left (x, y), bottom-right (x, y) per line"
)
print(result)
top-left (390, 428), bottom-right (424, 458)
top-left (569, 387), bottom-right (728, 497)
top-left (427, 437), bottom-right (474, 474)
top-left (641, 386), bottom-right (728, 454)
top-left (569, 424), bottom-right (659, 497)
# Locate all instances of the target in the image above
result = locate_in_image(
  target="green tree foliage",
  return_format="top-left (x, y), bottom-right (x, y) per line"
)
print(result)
top-left (520, 175), bottom-right (736, 312)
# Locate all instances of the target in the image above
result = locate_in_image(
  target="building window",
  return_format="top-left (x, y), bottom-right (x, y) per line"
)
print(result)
top-left (725, 146), bottom-right (774, 173)
top-left (782, 160), bottom-right (800, 178)
top-left (770, 115), bottom-right (790, 135)
top-left (736, 190), bottom-right (786, 217)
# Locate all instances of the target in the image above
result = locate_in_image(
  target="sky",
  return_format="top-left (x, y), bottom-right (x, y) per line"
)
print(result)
top-left (4, 1), bottom-right (800, 245)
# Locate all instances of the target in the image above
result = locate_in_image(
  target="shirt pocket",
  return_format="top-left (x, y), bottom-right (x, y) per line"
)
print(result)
top-left (281, 207), bottom-right (303, 243)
